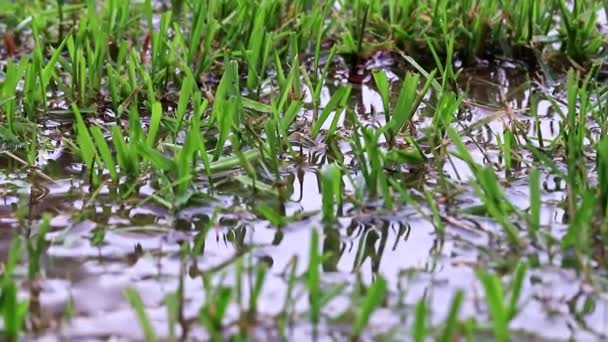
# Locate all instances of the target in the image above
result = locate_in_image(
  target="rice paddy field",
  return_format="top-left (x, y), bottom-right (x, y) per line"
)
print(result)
top-left (3, 0), bottom-right (608, 341)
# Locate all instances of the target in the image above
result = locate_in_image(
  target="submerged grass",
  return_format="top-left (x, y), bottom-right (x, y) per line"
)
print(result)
top-left (0, 0), bottom-right (607, 341)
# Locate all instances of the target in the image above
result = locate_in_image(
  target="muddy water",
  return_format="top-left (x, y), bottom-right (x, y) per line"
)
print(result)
top-left (1, 54), bottom-right (608, 341)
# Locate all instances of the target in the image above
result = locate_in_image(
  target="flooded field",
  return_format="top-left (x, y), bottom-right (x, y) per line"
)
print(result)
top-left (1, 0), bottom-right (608, 341)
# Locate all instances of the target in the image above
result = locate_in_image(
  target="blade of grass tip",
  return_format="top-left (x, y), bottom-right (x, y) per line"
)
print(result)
top-left (125, 288), bottom-right (158, 342)
top-left (111, 126), bottom-right (134, 176)
top-left (273, 48), bottom-right (287, 89)
top-left (504, 129), bottom-right (513, 177)
top-left (312, 3), bottom-right (332, 78)
top-left (529, 168), bottom-right (540, 240)
top-left (561, 191), bottom-right (596, 250)
top-left (598, 138), bottom-right (608, 215)
top-left (275, 64), bottom-right (296, 114)
top-left (90, 126), bottom-right (118, 182)
top-left (2, 280), bottom-right (27, 339)
top-left (201, 285), bottom-right (232, 341)
top-left (193, 129), bottom-right (212, 184)
top-left (425, 190), bottom-right (445, 234)
top-left (234, 175), bottom-right (279, 196)
top-left (508, 262), bottom-right (528, 320)
top-left (235, 257), bottom-right (244, 314)
top-left (315, 45), bottom-right (339, 101)
top-left (202, 150), bottom-right (260, 174)
top-left (42, 35), bottom-right (68, 89)
top-left (321, 163), bottom-right (341, 223)
top-left (476, 168), bottom-right (522, 247)
top-left (28, 214), bottom-right (50, 280)
top-left (426, 37), bottom-right (445, 81)
top-left (3, 237), bottom-right (28, 339)
top-left (372, 70), bottom-right (390, 120)
top-left (175, 74), bottom-right (194, 134)
top-left (245, 2), bottom-right (268, 92)
top-left (413, 298), bottom-right (427, 342)
top-left (319, 286), bottom-right (349, 317)
top-left (211, 60), bottom-right (238, 161)
top-left (526, 143), bottom-right (566, 180)
top-left (214, 287), bottom-right (233, 327)
top-left (175, 128), bottom-right (197, 196)
top-left (311, 86), bottom-right (351, 139)
top-left (264, 119), bottom-right (282, 178)
top-left (193, 92), bottom-right (209, 120)
top-left (477, 270), bottom-right (508, 342)
top-left (308, 229), bottom-right (321, 328)
top-left (165, 293), bottom-right (178, 342)
top-left (242, 97), bottom-right (273, 113)
top-left (399, 51), bottom-right (442, 93)
top-left (72, 103), bottom-right (96, 171)
top-left (354, 276), bottom-right (387, 337)
top-left (147, 102), bottom-right (163, 147)
top-left (386, 72), bottom-right (420, 138)
top-left (3, 59), bottom-right (26, 133)
top-left (248, 264), bottom-right (268, 317)
top-left (107, 64), bottom-right (121, 113)
top-left (410, 69), bottom-right (436, 115)
top-left (446, 127), bottom-right (477, 171)
top-left (439, 290), bottom-right (464, 342)
top-left (256, 204), bottom-right (288, 227)
top-left (5, 238), bottom-right (22, 281)
top-left (137, 142), bottom-right (176, 172)
top-left (278, 257), bottom-right (298, 339)
top-left (279, 101), bottom-right (303, 134)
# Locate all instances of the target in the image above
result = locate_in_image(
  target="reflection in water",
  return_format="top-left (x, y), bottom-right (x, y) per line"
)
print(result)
top-left (567, 290), bottom-right (607, 339)
top-left (322, 220), bottom-right (413, 274)
top-left (1, 58), bottom-right (607, 340)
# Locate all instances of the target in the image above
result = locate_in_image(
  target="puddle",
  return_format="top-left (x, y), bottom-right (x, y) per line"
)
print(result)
top-left (1, 45), bottom-right (608, 341)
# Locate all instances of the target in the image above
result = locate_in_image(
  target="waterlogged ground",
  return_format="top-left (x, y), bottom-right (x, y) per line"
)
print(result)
top-left (1, 51), bottom-right (608, 341)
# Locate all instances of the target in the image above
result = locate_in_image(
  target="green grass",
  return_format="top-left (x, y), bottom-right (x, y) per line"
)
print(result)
top-left (0, 239), bottom-right (29, 340)
top-left (0, 0), bottom-right (607, 340)
top-left (125, 287), bottom-right (158, 342)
